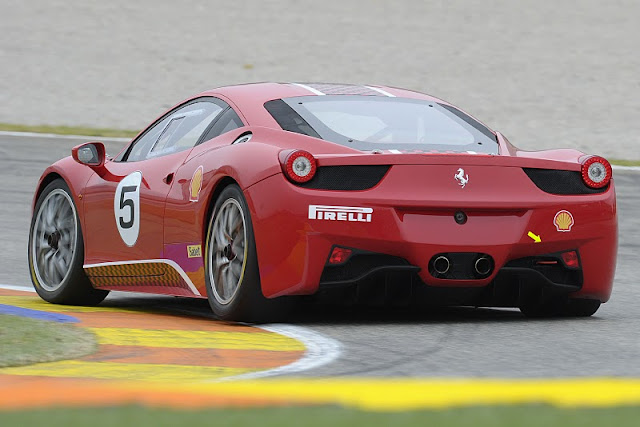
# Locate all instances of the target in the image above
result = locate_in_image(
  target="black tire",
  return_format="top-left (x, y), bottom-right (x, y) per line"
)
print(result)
top-left (204, 184), bottom-right (289, 322)
top-left (519, 297), bottom-right (601, 318)
top-left (28, 179), bottom-right (108, 305)
top-left (564, 298), bottom-right (601, 317)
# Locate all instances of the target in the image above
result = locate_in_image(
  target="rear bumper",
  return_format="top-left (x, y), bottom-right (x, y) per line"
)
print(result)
top-left (312, 263), bottom-right (585, 309)
top-left (245, 169), bottom-right (617, 303)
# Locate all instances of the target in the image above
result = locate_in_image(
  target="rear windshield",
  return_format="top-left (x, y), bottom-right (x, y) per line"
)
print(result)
top-left (265, 96), bottom-right (497, 154)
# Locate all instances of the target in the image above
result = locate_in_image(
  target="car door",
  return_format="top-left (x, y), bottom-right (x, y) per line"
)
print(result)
top-left (161, 105), bottom-right (246, 294)
top-left (82, 99), bottom-right (226, 267)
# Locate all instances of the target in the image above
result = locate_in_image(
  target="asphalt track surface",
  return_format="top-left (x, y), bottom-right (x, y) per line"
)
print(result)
top-left (1, 133), bottom-right (639, 379)
top-left (1, 0), bottom-right (640, 160)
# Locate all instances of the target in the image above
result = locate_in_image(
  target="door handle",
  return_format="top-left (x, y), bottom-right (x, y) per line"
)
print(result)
top-left (164, 173), bottom-right (174, 184)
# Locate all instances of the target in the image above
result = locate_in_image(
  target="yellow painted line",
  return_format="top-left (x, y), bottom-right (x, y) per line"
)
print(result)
top-left (176, 378), bottom-right (640, 410)
top-left (1, 361), bottom-right (256, 383)
top-left (0, 296), bottom-right (134, 313)
top-left (89, 327), bottom-right (306, 351)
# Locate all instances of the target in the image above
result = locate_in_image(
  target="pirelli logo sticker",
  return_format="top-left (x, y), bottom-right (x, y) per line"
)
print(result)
top-left (187, 245), bottom-right (202, 258)
top-left (308, 205), bottom-right (373, 222)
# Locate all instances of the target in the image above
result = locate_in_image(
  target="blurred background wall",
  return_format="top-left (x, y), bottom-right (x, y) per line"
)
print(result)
top-left (1, 0), bottom-right (638, 158)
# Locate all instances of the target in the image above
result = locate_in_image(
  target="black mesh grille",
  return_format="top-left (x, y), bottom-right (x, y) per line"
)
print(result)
top-left (298, 83), bottom-right (382, 96)
top-left (523, 168), bottom-right (608, 195)
top-left (504, 253), bottom-right (583, 287)
top-left (298, 165), bottom-right (390, 190)
top-left (320, 253), bottom-right (409, 284)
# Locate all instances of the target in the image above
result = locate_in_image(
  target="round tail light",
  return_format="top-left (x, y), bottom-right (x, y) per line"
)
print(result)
top-left (284, 150), bottom-right (317, 183)
top-left (581, 156), bottom-right (612, 189)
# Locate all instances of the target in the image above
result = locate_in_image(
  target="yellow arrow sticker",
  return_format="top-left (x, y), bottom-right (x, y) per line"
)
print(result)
top-left (528, 231), bottom-right (542, 243)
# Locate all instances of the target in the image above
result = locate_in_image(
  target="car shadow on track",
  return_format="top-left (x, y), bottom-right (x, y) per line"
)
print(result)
top-left (101, 292), bottom-right (601, 326)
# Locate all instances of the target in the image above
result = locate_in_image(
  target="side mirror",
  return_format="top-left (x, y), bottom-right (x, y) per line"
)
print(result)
top-left (72, 142), bottom-right (106, 168)
top-left (72, 142), bottom-right (108, 177)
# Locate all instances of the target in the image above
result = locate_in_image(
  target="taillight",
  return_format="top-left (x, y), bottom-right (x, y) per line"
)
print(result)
top-left (581, 156), bottom-right (612, 189)
top-left (283, 150), bottom-right (317, 183)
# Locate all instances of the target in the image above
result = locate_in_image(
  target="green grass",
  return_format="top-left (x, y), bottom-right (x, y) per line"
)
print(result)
top-left (1, 405), bottom-right (639, 427)
top-left (0, 123), bottom-right (137, 138)
top-left (1, 314), bottom-right (638, 424)
top-left (0, 314), bottom-right (96, 367)
top-left (609, 159), bottom-right (640, 167)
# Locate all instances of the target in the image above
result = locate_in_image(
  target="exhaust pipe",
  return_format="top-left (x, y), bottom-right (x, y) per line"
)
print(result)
top-left (474, 256), bottom-right (493, 276)
top-left (433, 256), bottom-right (451, 275)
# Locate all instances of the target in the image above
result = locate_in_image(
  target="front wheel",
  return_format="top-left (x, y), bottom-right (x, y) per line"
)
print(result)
top-left (28, 179), bottom-right (108, 305)
top-left (204, 184), bottom-right (289, 322)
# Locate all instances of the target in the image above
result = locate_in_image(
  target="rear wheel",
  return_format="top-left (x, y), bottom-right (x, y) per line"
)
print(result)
top-left (28, 179), bottom-right (108, 305)
top-left (204, 184), bottom-right (288, 322)
top-left (519, 297), bottom-right (601, 318)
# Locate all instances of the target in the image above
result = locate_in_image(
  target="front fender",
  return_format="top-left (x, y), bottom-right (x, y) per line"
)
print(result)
top-left (32, 157), bottom-right (96, 215)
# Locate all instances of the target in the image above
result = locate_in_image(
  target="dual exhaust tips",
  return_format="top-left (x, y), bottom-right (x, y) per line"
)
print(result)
top-left (432, 254), bottom-right (494, 278)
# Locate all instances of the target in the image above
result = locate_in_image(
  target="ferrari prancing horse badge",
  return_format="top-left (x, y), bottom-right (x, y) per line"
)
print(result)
top-left (455, 168), bottom-right (469, 188)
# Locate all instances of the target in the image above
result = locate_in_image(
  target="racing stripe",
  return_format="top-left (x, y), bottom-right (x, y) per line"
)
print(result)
top-left (365, 85), bottom-right (396, 97)
top-left (290, 83), bottom-right (325, 95)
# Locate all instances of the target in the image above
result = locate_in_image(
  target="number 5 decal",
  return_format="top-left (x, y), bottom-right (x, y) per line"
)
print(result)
top-left (114, 171), bottom-right (142, 246)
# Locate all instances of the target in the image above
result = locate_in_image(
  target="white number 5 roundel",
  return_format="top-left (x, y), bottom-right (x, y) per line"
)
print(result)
top-left (114, 171), bottom-right (142, 247)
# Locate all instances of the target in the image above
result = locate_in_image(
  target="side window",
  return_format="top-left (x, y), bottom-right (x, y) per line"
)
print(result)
top-left (124, 101), bottom-right (224, 162)
top-left (125, 115), bottom-right (171, 162)
top-left (199, 107), bottom-right (244, 144)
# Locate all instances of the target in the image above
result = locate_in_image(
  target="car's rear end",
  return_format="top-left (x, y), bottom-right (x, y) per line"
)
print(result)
top-left (244, 88), bottom-right (617, 316)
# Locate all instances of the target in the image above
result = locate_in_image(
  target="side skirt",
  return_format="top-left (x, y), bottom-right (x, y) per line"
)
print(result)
top-left (83, 259), bottom-right (202, 297)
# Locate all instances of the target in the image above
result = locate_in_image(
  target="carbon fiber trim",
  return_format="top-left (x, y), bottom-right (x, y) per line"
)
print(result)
top-left (320, 251), bottom-right (413, 286)
top-left (523, 168), bottom-right (608, 195)
top-left (295, 83), bottom-right (383, 96)
top-left (504, 251), bottom-right (583, 287)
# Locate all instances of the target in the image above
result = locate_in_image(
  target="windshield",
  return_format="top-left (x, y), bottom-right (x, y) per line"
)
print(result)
top-left (266, 96), bottom-right (497, 154)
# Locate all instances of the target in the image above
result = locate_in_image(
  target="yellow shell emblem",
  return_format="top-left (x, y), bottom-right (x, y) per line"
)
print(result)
top-left (554, 210), bottom-right (574, 232)
top-left (190, 166), bottom-right (204, 202)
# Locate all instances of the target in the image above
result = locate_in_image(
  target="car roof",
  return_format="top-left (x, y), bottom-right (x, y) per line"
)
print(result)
top-left (196, 82), bottom-right (447, 128)
top-left (200, 82), bottom-right (442, 103)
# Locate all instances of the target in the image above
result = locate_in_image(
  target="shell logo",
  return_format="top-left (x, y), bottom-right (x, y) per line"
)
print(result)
top-left (554, 210), bottom-right (575, 232)
top-left (190, 166), bottom-right (204, 202)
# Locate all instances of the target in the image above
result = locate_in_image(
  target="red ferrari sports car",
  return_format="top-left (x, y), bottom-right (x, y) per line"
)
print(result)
top-left (28, 82), bottom-right (617, 321)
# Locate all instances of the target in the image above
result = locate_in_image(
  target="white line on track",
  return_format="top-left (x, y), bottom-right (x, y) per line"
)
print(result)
top-left (0, 130), bottom-right (130, 142)
top-left (221, 324), bottom-right (342, 381)
top-left (0, 283), bottom-right (342, 379)
top-left (0, 284), bottom-right (34, 292)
